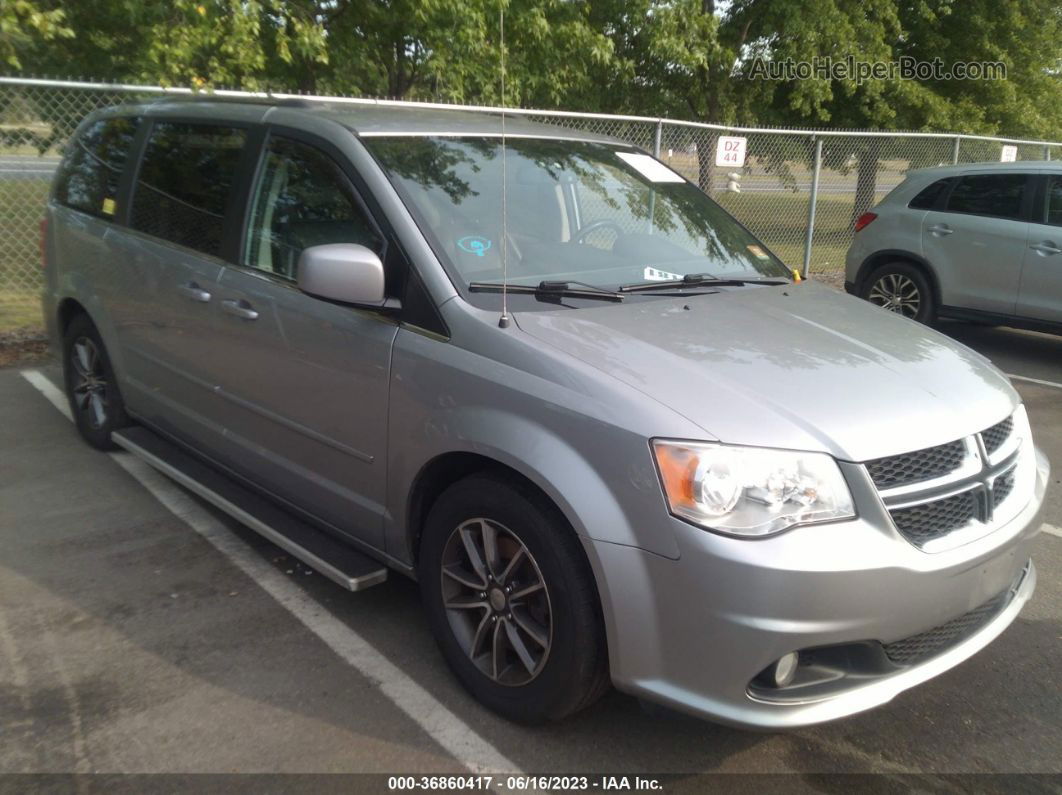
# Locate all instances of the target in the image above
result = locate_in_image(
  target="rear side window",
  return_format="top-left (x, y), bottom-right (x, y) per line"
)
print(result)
top-left (944, 174), bottom-right (1027, 220)
top-left (54, 117), bottom-right (139, 218)
top-left (907, 178), bottom-right (951, 210)
top-left (1044, 175), bottom-right (1062, 226)
top-left (130, 122), bottom-right (247, 258)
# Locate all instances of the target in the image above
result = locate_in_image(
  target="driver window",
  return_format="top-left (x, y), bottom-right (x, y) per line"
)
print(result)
top-left (244, 136), bottom-right (383, 280)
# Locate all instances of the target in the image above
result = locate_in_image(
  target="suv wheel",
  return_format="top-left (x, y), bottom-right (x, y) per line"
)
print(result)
top-left (418, 474), bottom-right (609, 723)
top-left (62, 313), bottom-right (130, 450)
top-left (861, 262), bottom-right (936, 324)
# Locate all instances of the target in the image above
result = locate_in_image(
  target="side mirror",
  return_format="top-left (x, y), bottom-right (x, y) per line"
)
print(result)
top-left (297, 243), bottom-right (385, 306)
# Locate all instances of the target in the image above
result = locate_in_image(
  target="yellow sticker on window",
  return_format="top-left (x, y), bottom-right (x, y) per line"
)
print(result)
top-left (746, 244), bottom-right (769, 260)
top-left (101, 197), bottom-right (116, 215)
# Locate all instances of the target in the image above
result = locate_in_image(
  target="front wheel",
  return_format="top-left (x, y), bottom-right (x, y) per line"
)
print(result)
top-left (861, 262), bottom-right (936, 324)
top-left (418, 474), bottom-right (609, 723)
top-left (62, 313), bottom-right (130, 450)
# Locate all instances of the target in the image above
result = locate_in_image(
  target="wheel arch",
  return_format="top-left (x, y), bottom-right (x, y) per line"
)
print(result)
top-left (57, 296), bottom-right (91, 337)
top-left (406, 451), bottom-right (574, 567)
top-left (856, 250), bottom-right (942, 308)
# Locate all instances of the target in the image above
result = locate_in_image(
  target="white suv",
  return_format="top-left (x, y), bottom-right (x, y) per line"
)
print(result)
top-left (845, 161), bottom-right (1062, 334)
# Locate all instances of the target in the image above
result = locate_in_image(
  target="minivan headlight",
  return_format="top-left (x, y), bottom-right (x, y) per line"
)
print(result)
top-left (652, 440), bottom-right (856, 537)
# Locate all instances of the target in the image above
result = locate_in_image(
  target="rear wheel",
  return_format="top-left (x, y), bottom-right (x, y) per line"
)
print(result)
top-left (861, 261), bottom-right (936, 324)
top-left (418, 473), bottom-right (609, 723)
top-left (62, 313), bottom-right (130, 450)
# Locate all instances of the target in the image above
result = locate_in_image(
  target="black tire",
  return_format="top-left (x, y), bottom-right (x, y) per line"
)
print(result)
top-left (62, 313), bottom-right (131, 450)
top-left (860, 261), bottom-right (936, 324)
top-left (418, 473), bottom-right (610, 723)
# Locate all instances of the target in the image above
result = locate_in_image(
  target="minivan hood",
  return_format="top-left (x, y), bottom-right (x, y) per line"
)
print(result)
top-left (514, 282), bottom-right (1017, 462)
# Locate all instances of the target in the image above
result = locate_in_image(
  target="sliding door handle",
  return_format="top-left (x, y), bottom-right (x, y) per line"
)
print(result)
top-left (177, 282), bottom-right (211, 302)
top-left (220, 298), bottom-right (259, 320)
top-left (1030, 241), bottom-right (1061, 255)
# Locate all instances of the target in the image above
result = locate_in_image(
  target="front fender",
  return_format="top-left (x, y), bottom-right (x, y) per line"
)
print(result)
top-left (385, 328), bottom-right (694, 564)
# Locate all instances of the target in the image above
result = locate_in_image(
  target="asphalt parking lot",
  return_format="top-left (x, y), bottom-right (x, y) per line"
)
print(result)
top-left (1, 321), bottom-right (1061, 786)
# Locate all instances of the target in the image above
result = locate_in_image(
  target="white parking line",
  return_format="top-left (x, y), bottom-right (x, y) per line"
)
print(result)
top-left (19, 368), bottom-right (523, 777)
top-left (1043, 524), bottom-right (1062, 540)
top-left (1006, 373), bottom-right (1062, 390)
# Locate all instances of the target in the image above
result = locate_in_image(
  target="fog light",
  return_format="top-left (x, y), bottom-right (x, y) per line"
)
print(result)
top-left (771, 652), bottom-right (799, 687)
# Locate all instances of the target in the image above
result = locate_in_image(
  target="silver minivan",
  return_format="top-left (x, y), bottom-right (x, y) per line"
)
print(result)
top-left (43, 99), bottom-right (1049, 729)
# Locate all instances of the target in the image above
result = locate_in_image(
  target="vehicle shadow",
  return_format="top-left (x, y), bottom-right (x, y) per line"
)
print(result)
top-left (936, 321), bottom-right (1062, 383)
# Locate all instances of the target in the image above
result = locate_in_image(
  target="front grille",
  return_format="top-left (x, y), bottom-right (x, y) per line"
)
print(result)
top-left (865, 439), bottom-right (966, 489)
top-left (992, 468), bottom-right (1015, 509)
top-left (981, 416), bottom-right (1013, 456)
top-left (883, 589), bottom-right (1010, 666)
top-left (890, 489), bottom-right (979, 547)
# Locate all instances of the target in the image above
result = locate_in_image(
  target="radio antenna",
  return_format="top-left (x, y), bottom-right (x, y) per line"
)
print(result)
top-left (497, 5), bottom-right (511, 329)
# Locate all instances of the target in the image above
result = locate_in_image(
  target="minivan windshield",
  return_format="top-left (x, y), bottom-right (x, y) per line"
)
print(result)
top-left (366, 137), bottom-right (790, 301)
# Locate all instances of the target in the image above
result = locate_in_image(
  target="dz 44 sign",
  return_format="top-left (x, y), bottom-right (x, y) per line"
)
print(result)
top-left (715, 136), bottom-right (747, 167)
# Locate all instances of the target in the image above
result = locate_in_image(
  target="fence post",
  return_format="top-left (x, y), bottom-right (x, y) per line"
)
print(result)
top-left (653, 120), bottom-right (663, 158)
top-left (802, 135), bottom-right (822, 279)
top-left (952, 136), bottom-right (961, 164)
top-left (1044, 144), bottom-right (1051, 161)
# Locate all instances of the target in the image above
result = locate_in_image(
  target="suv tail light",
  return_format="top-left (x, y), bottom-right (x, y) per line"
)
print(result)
top-left (39, 217), bottom-right (48, 269)
top-left (854, 212), bottom-right (878, 233)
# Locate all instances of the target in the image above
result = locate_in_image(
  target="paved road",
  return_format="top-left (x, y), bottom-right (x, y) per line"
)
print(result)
top-left (1, 323), bottom-right (1060, 782)
top-left (0, 155), bottom-right (60, 179)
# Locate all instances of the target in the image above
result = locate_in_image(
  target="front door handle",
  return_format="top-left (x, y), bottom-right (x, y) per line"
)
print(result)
top-left (177, 282), bottom-right (211, 302)
top-left (1030, 241), bottom-right (1061, 255)
top-left (928, 224), bottom-right (953, 236)
top-left (220, 298), bottom-right (259, 320)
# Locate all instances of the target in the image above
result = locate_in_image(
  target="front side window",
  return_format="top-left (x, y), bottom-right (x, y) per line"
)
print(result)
top-left (130, 122), bottom-right (246, 258)
top-left (243, 136), bottom-right (382, 280)
top-left (54, 116), bottom-right (139, 218)
top-left (365, 137), bottom-right (790, 304)
top-left (945, 174), bottom-right (1027, 220)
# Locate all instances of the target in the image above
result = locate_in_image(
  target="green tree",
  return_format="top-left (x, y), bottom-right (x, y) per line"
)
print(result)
top-left (0, 0), bottom-right (71, 69)
top-left (766, 0), bottom-right (1062, 220)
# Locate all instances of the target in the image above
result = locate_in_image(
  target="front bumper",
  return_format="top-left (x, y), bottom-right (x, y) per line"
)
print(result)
top-left (586, 448), bottom-right (1048, 729)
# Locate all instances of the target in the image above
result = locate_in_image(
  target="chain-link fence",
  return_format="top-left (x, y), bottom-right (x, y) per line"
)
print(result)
top-left (3, 75), bottom-right (1062, 332)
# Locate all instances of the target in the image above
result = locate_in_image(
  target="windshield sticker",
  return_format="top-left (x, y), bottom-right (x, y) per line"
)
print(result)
top-left (615, 152), bottom-right (686, 183)
top-left (643, 266), bottom-right (683, 281)
top-left (746, 244), bottom-right (769, 260)
top-left (457, 236), bottom-right (492, 257)
top-left (101, 197), bottom-right (116, 215)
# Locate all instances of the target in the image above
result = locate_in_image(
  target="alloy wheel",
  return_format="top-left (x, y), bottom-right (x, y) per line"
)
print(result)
top-left (868, 273), bottom-right (921, 318)
top-left (71, 336), bottom-right (109, 429)
top-left (440, 518), bottom-right (553, 686)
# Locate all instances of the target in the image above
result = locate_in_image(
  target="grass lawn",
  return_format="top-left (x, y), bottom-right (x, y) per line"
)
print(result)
top-left (0, 178), bottom-right (48, 333)
top-left (715, 190), bottom-right (856, 274)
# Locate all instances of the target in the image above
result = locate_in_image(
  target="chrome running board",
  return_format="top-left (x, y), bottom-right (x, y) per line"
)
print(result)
top-left (112, 426), bottom-right (388, 592)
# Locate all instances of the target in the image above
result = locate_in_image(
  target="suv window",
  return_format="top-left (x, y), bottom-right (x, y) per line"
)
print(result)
top-left (130, 122), bottom-right (247, 258)
top-left (1045, 175), bottom-right (1062, 226)
top-left (54, 117), bottom-right (139, 218)
top-left (944, 173), bottom-right (1027, 220)
top-left (243, 136), bottom-right (383, 280)
top-left (908, 178), bottom-right (951, 210)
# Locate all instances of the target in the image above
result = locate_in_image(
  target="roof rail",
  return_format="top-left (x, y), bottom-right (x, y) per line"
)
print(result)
top-left (144, 94), bottom-right (316, 108)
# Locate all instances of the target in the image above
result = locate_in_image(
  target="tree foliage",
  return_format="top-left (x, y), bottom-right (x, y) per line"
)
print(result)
top-left (13, 0), bottom-right (1062, 142)
top-left (1, 0), bottom-right (71, 69)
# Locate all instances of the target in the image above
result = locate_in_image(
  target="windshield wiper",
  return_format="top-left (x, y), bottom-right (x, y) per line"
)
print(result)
top-left (469, 280), bottom-right (625, 302)
top-left (618, 273), bottom-right (789, 293)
